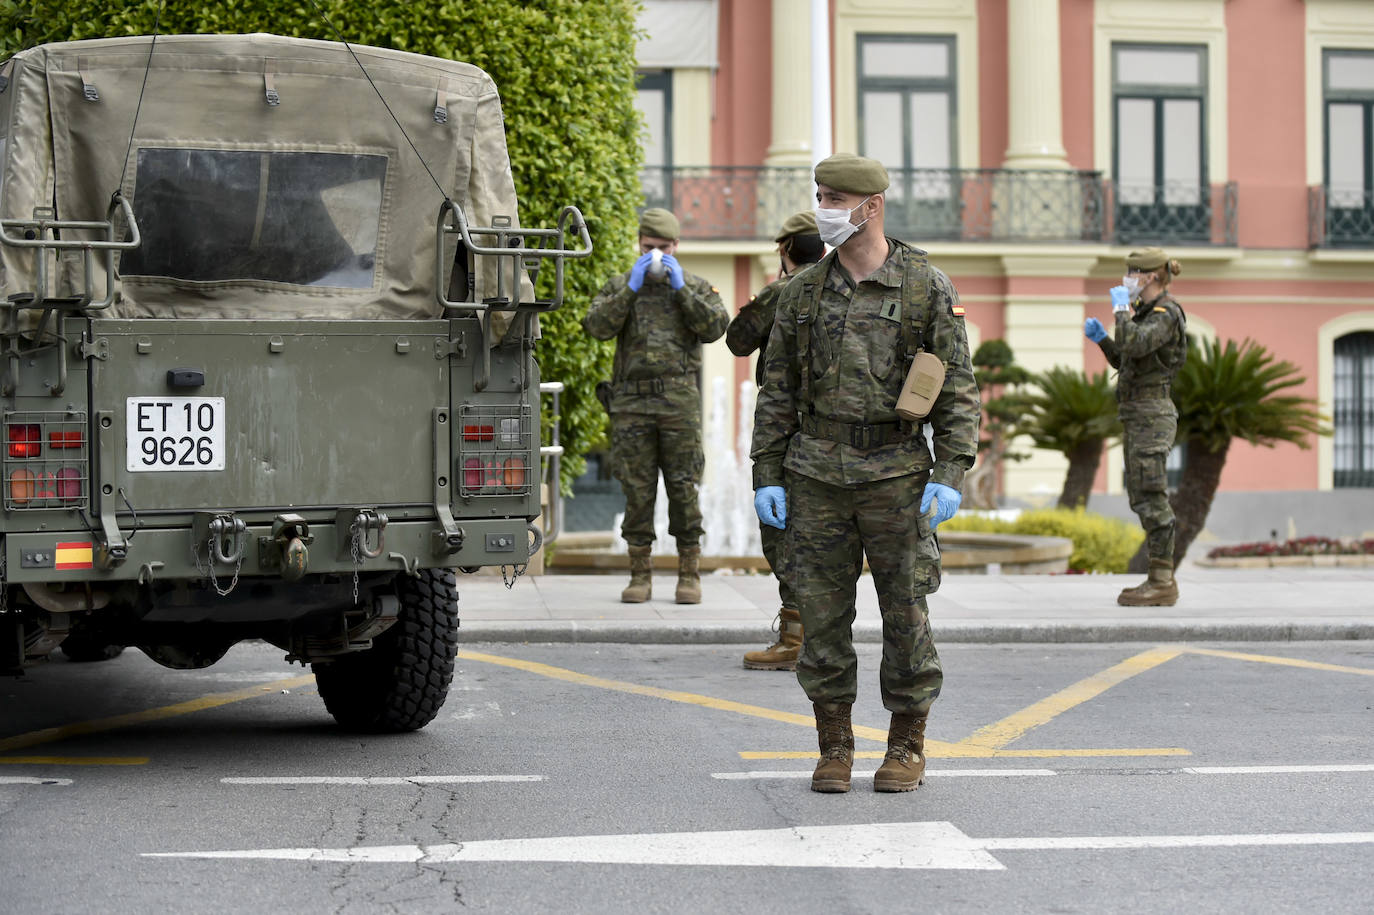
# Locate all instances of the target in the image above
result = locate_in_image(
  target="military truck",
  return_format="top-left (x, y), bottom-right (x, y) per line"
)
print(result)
top-left (0, 34), bottom-right (589, 730)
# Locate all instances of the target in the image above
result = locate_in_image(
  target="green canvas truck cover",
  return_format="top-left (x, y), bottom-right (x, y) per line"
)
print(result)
top-left (0, 33), bottom-right (532, 332)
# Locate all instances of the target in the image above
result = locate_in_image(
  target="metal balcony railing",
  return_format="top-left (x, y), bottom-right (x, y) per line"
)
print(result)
top-left (641, 167), bottom-right (1238, 248)
top-left (1308, 185), bottom-right (1374, 248)
top-left (1105, 181), bottom-right (1237, 247)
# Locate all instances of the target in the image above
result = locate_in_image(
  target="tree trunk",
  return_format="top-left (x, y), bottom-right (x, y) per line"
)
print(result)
top-left (1171, 438), bottom-right (1229, 566)
top-left (1057, 439), bottom-right (1104, 509)
top-left (1126, 437), bottom-right (1230, 572)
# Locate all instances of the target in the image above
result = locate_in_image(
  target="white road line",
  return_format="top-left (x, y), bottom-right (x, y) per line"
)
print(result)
top-left (1184, 765), bottom-right (1374, 775)
top-left (0, 776), bottom-right (72, 786)
top-left (983, 833), bottom-right (1374, 851)
top-left (220, 776), bottom-right (544, 786)
top-left (144, 821), bottom-right (1374, 870)
top-left (711, 769), bottom-right (1056, 780)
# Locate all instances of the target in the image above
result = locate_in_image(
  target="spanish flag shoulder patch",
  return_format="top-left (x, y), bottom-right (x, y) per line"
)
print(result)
top-left (951, 304), bottom-right (966, 317)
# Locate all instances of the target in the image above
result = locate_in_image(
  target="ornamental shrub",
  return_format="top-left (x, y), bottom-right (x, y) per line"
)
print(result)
top-left (1, 0), bottom-right (643, 491)
top-left (943, 508), bottom-right (1144, 574)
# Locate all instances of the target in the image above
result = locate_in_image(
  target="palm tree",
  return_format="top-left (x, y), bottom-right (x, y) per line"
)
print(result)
top-left (962, 339), bottom-right (1032, 509)
top-left (1013, 367), bottom-right (1121, 509)
top-left (1126, 336), bottom-right (1330, 571)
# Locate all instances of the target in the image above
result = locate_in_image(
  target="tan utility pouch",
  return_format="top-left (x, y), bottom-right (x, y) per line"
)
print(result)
top-left (895, 351), bottom-right (946, 421)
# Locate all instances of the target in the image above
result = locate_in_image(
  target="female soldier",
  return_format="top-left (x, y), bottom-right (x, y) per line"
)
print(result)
top-left (1084, 247), bottom-right (1187, 606)
top-left (727, 211), bottom-right (823, 669)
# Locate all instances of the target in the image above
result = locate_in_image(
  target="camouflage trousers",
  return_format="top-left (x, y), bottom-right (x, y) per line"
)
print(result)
top-left (609, 409), bottom-right (704, 549)
top-left (759, 519), bottom-right (796, 610)
top-left (784, 469), bottom-right (942, 715)
top-left (1120, 398), bottom-right (1177, 563)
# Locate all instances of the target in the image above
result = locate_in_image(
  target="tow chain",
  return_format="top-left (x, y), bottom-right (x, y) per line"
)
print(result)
top-left (501, 563), bottom-right (526, 590)
top-left (193, 537), bottom-right (242, 597)
top-left (349, 523), bottom-right (363, 605)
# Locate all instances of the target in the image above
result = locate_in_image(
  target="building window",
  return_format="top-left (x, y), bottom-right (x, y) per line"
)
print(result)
top-left (1165, 442), bottom-right (1185, 490)
top-left (1112, 43), bottom-right (1208, 244)
top-left (636, 70), bottom-right (672, 211)
top-left (857, 34), bottom-right (958, 240)
top-left (1334, 331), bottom-right (1374, 488)
top-left (1322, 50), bottom-right (1374, 247)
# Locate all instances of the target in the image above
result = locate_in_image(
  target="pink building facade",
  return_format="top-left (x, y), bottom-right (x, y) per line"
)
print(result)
top-left (628, 0), bottom-right (1374, 514)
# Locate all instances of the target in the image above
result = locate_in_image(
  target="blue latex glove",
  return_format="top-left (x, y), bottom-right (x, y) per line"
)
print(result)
top-left (1084, 317), bottom-right (1107, 343)
top-left (1109, 285), bottom-right (1131, 312)
top-left (920, 482), bottom-right (961, 532)
top-left (661, 253), bottom-right (686, 290)
top-left (627, 251), bottom-right (653, 292)
top-left (754, 486), bottom-right (786, 530)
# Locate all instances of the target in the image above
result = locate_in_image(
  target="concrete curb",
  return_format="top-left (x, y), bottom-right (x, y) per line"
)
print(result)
top-left (459, 620), bottom-right (1374, 645)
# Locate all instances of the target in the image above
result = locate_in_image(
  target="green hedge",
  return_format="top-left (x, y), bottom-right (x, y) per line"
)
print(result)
top-left (943, 508), bottom-right (1144, 573)
top-left (1, 0), bottom-right (643, 491)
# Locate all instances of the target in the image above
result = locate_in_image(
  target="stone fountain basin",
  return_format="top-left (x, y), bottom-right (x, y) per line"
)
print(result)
top-left (547, 531), bottom-right (1072, 575)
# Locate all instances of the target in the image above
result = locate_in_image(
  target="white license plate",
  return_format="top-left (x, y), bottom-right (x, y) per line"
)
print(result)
top-left (126, 397), bottom-right (226, 472)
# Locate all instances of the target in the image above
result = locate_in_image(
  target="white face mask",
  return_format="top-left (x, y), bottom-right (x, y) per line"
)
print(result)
top-left (1121, 274), bottom-right (1145, 298)
top-left (815, 195), bottom-right (872, 247)
top-left (647, 247), bottom-right (666, 280)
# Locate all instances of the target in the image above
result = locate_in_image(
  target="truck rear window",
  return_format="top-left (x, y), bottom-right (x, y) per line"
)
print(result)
top-left (120, 148), bottom-right (387, 288)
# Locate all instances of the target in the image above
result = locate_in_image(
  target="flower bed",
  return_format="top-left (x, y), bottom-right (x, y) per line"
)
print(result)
top-left (1201, 536), bottom-right (1374, 568)
top-left (1207, 536), bottom-right (1374, 559)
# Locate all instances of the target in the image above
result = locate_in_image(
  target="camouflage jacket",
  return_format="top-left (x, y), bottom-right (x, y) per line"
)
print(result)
top-left (750, 239), bottom-right (981, 489)
top-left (582, 269), bottom-right (729, 415)
top-left (726, 276), bottom-right (786, 389)
top-left (1097, 292), bottom-right (1187, 401)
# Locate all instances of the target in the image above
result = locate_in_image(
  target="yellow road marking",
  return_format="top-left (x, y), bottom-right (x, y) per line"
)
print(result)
top-left (1181, 647), bottom-right (1374, 676)
top-left (0, 675), bottom-right (316, 754)
top-left (742, 747), bottom-right (1191, 760)
top-left (0, 756), bottom-right (149, 765)
top-left (952, 647), bottom-right (1184, 752)
top-left (458, 650), bottom-right (961, 752)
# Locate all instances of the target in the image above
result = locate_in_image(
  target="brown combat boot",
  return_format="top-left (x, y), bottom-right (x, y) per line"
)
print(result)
top-left (621, 545), bottom-right (652, 603)
top-left (811, 702), bottom-right (854, 793)
top-left (1117, 558), bottom-right (1178, 607)
top-left (873, 712), bottom-right (928, 793)
top-left (675, 545), bottom-right (702, 604)
top-left (743, 608), bottom-right (803, 670)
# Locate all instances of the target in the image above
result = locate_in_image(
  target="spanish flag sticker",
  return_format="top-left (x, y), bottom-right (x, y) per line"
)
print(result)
top-left (54, 541), bottom-right (94, 571)
top-left (951, 304), bottom-right (966, 317)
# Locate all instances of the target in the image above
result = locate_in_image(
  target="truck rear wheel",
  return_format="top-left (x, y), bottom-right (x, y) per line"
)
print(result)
top-left (313, 568), bottom-right (459, 732)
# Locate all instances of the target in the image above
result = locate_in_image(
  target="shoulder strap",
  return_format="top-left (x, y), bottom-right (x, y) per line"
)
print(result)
top-left (794, 255), bottom-right (832, 413)
top-left (901, 246), bottom-right (932, 357)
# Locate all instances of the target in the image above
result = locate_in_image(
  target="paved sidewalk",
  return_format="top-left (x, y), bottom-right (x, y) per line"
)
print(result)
top-left (456, 564), bottom-right (1374, 644)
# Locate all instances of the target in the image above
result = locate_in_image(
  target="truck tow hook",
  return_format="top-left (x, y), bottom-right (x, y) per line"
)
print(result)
top-left (270, 514), bottom-right (313, 582)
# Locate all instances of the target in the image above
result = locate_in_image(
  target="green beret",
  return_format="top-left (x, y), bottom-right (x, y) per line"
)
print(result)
top-left (638, 207), bottom-right (680, 241)
top-left (1126, 247), bottom-right (1168, 271)
top-left (814, 153), bottom-right (889, 195)
top-left (773, 210), bottom-right (819, 242)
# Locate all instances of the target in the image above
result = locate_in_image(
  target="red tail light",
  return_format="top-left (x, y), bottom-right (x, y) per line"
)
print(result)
top-left (56, 468), bottom-right (82, 503)
top-left (463, 458), bottom-right (483, 489)
top-left (49, 430), bottom-right (84, 449)
top-left (462, 425), bottom-right (494, 442)
top-left (7, 424), bottom-right (39, 458)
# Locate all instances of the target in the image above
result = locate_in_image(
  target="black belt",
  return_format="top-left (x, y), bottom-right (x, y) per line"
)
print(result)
top-left (799, 414), bottom-right (912, 449)
top-left (618, 375), bottom-right (693, 395)
top-left (1121, 383), bottom-right (1171, 401)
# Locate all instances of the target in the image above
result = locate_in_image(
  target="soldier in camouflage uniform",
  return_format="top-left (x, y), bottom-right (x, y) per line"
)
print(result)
top-left (751, 155), bottom-right (980, 793)
top-left (728, 210), bottom-right (824, 671)
top-left (584, 208), bottom-right (729, 604)
top-left (1084, 247), bottom-right (1188, 607)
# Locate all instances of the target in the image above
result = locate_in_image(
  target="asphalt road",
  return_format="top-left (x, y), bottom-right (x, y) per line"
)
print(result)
top-left (2, 639), bottom-right (1372, 914)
